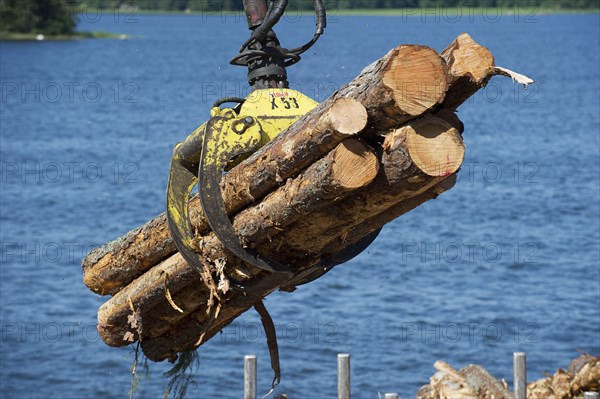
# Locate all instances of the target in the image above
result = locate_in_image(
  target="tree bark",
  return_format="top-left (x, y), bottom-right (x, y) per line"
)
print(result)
top-left (82, 214), bottom-right (176, 296)
top-left (319, 173), bottom-right (458, 260)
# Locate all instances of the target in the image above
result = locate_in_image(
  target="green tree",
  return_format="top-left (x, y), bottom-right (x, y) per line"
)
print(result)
top-left (0, 0), bottom-right (77, 35)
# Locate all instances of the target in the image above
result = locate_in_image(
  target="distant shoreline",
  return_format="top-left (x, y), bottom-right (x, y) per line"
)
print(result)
top-left (76, 6), bottom-right (599, 17)
top-left (2, 6), bottom-right (595, 41)
top-left (0, 31), bottom-right (126, 41)
top-left (335, 7), bottom-right (599, 16)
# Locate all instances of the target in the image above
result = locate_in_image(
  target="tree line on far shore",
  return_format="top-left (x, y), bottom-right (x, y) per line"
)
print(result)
top-left (86, 0), bottom-right (599, 11)
top-left (1, 1), bottom-right (76, 35)
top-left (1, 0), bottom-right (597, 36)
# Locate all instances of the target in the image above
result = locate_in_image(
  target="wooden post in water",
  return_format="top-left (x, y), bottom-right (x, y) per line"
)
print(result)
top-left (384, 394), bottom-right (399, 399)
top-left (338, 353), bottom-right (351, 399)
top-left (513, 352), bottom-right (526, 399)
top-left (244, 355), bottom-right (257, 399)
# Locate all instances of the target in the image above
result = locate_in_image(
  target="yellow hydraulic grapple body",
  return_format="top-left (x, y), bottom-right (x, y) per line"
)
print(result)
top-left (166, 88), bottom-right (318, 292)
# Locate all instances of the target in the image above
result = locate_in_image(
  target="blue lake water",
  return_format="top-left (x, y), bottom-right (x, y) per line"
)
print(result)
top-left (1, 10), bottom-right (599, 399)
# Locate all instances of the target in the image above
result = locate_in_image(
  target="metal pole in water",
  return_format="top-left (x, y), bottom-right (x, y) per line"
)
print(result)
top-left (513, 352), bottom-right (527, 399)
top-left (384, 394), bottom-right (399, 399)
top-left (245, 355), bottom-right (257, 399)
top-left (338, 353), bottom-right (351, 399)
top-left (584, 392), bottom-right (599, 399)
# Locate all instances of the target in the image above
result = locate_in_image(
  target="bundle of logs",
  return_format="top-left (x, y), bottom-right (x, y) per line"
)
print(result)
top-left (416, 353), bottom-right (599, 399)
top-left (82, 33), bottom-right (533, 362)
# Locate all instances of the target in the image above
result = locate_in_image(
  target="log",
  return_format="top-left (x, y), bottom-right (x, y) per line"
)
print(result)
top-left (131, 115), bottom-right (465, 361)
top-left (97, 139), bottom-right (380, 348)
top-left (83, 43), bottom-right (449, 296)
top-left (82, 34), bottom-right (507, 297)
top-left (82, 214), bottom-right (176, 296)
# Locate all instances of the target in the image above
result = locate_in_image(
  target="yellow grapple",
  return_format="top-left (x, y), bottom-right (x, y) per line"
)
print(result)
top-left (166, 88), bottom-right (317, 293)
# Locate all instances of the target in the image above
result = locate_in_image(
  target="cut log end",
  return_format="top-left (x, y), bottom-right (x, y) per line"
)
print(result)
top-left (332, 139), bottom-right (379, 189)
top-left (383, 46), bottom-right (448, 116)
top-left (400, 117), bottom-right (465, 177)
top-left (328, 98), bottom-right (368, 135)
top-left (440, 33), bottom-right (496, 110)
top-left (443, 32), bottom-right (495, 84)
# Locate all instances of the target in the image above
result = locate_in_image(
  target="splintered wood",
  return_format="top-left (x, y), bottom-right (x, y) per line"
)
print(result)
top-left (416, 354), bottom-right (599, 399)
top-left (82, 33), bottom-right (533, 362)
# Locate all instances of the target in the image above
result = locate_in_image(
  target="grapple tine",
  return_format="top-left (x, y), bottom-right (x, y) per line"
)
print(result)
top-left (199, 116), bottom-right (293, 278)
top-left (166, 127), bottom-right (205, 274)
